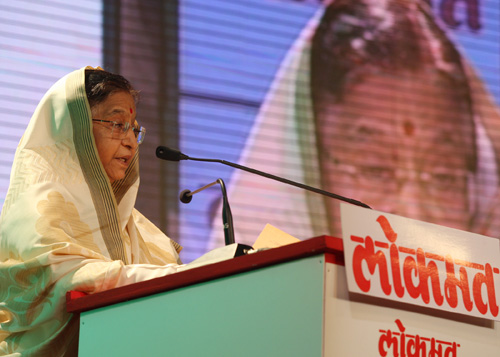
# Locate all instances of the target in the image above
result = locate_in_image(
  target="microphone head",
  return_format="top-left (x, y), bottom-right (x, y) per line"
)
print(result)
top-left (179, 189), bottom-right (193, 204)
top-left (156, 146), bottom-right (189, 161)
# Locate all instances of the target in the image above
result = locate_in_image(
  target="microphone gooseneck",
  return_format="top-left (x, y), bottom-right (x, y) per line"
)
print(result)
top-left (156, 146), bottom-right (371, 209)
top-left (177, 178), bottom-right (235, 246)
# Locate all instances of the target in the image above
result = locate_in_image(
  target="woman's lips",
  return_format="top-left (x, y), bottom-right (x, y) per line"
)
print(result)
top-left (116, 156), bottom-right (130, 166)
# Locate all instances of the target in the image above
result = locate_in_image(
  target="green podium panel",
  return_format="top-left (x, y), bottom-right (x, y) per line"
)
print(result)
top-left (78, 255), bottom-right (326, 357)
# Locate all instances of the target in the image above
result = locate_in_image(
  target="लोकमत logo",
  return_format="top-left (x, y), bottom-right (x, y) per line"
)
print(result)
top-left (351, 215), bottom-right (498, 316)
top-left (341, 204), bottom-right (500, 321)
top-left (379, 319), bottom-right (459, 357)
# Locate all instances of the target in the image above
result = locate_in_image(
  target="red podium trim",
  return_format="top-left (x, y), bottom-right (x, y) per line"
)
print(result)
top-left (66, 235), bottom-right (344, 314)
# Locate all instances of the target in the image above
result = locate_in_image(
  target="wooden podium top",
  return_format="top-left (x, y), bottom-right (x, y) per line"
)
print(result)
top-left (66, 235), bottom-right (344, 314)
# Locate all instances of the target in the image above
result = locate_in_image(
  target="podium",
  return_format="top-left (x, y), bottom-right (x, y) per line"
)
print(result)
top-left (67, 236), bottom-right (500, 356)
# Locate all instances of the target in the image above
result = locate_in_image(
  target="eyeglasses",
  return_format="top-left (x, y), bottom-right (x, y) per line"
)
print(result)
top-left (92, 119), bottom-right (146, 144)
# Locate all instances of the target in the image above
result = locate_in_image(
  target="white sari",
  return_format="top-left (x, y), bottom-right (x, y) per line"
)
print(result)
top-left (0, 67), bottom-right (182, 356)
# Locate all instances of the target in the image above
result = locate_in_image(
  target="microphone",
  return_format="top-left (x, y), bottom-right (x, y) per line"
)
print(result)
top-left (156, 146), bottom-right (189, 161)
top-left (179, 189), bottom-right (194, 203)
top-left (178, 179), bottom-right (236, 246)
top-left (156, 146), bottom-right (371, 209)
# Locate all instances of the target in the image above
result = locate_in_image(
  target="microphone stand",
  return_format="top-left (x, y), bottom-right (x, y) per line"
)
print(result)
top-left (179, 178), bottom-right (236, 246)
top-left (218, 179), bottom-right (235, 246)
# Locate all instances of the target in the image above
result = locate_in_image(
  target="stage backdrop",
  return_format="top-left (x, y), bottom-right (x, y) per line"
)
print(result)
top-left (1, 0), bottom-right (499, 263)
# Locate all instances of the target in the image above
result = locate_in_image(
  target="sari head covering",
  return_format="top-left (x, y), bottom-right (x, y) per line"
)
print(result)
top-left (0, 66), bottom-right (182, 356)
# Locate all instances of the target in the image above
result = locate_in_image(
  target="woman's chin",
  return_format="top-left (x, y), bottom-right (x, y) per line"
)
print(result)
top-left (106, 169), bottom-right (126, 183)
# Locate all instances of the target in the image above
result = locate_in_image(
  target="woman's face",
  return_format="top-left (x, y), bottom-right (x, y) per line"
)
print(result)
top-left (91, 91), bottom-right (138, 183)
top-left (315, 70), bottom-right (475, 235)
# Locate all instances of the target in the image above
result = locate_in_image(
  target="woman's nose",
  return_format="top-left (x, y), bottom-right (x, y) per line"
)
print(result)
top-left (122, 127), bottom-right (138, 149)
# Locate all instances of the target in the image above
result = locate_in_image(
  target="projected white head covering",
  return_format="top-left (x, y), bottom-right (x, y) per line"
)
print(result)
top-left (208, 3), bottom-right (500, 249)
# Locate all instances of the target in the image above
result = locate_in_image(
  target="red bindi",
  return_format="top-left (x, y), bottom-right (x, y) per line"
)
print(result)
top-left (403, 120), bottom-right (415, 137)
top-left (129, 108), bottom-right (133, 114)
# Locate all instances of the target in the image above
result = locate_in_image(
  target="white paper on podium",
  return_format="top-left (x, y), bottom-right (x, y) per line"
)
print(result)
top-left (252, 223), bottom-right (300, 250)
top-left (179, 224), bottom-right (300, 272)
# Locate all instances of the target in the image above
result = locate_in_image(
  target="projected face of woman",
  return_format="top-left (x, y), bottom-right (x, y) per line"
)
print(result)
top-left (315, 70), bottom-right (475, 235)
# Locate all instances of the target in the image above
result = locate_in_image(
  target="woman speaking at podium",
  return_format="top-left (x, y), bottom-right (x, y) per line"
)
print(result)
top-left (0, 67), bottom-right (183, 356)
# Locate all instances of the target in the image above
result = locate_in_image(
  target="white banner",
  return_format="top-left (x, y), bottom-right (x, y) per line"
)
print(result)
top-left (341, 204), bottom-right (500, 321)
